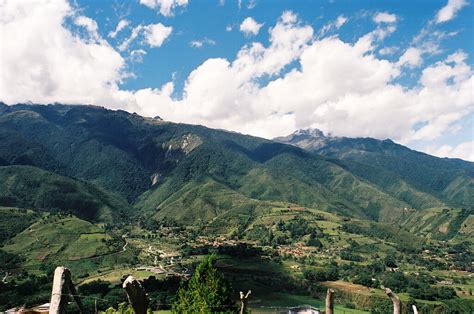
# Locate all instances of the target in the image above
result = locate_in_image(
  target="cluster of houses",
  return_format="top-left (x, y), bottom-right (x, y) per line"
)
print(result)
top-left (194, 235), bottom-right (238, 247)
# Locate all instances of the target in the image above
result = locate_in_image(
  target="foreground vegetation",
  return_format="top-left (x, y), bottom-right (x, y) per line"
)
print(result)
top-left (1, 205), bottom-right (472, 313)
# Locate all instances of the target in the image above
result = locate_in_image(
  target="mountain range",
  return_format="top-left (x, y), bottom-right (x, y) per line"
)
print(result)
top-left (0, 103), bottom-right (472, 230)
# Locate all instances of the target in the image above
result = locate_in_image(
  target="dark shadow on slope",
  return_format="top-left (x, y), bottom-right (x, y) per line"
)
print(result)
top-left (222, 140), bottom-right (311, 163)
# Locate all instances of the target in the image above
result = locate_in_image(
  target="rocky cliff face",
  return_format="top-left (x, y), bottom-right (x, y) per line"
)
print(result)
top-left (274, 128), bottom-right (331, 151)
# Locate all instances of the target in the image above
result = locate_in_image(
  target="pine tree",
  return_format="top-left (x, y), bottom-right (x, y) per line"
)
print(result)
top-left (172, 254), bottom-right (237, 313)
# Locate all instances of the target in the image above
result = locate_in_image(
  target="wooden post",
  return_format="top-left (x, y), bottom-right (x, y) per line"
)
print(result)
top-left (412, 304), bottom-right (419, 314)
top-left (325, 289), bottom-right (334, 314)
top-left (50, 266), bottom-right (84, 314)
top-left (239, 290), bottom-right (251, 314)
top-left (123, 276), bottom-right (148, 314)
top-left (385, 288), bottom-right (401, 314)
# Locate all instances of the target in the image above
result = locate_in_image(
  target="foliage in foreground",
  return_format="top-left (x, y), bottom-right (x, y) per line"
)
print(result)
top-left (173, 255), bottom-right (237, 313)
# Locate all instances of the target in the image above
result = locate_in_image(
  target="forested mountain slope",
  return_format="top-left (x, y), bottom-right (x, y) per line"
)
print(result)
top-left (275, 129), bottom-right (473, 211)
top-left (0, 104), bottom-right (471, 227)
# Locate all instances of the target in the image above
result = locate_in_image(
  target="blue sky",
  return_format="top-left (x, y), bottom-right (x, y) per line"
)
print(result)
top-left (76, 0), bottom-right (473, 92)
top-left (0, 0), bottom-right (472, 160)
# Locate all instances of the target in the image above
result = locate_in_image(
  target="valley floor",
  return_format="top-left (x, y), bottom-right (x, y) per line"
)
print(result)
top-left (1, 205), bottom-right (473, 313)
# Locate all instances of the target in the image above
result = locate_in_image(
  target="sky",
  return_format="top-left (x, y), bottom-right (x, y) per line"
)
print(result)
top-left (0, 0), bottom-right (473, 161)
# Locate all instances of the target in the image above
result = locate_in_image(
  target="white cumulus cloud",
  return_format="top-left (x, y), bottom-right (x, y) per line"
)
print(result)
top-left (118, 23), bottom-right (172, 51)
top-left (108, 19), bottom-right (129, 38)
top-left (74, 16), bottom-right (100, 41)
top-left (143, 23), bottom-right (172, 47)
top-left (118, 25), bottom-right (143, 51)
top-left (239, 17), bottom-right (263, 36)
top-left (139, 0), bottom-right (188, 17)
top-left (124, 13), bottom-right (472, 146)
top-left (379, 46), bottom-right (398, 55)
top-left (0, 0), bottom-right (126, 106)
top-left (426, 141), bottom-right (474, 161)
top-left (190, 38), bottom-right (216, 48)
top-left (0, 3), bottom-right (472, 161)
top-left (436, 0), bottom-right (468, 23)
top-left (318, 15), bottom-right (347, 38)
top-left (397, 47), bottom-right (422, 68)
top-left (373, 12), bottom-right (397, 24)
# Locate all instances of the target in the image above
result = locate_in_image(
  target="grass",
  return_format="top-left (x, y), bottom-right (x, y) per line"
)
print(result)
top-left (80, 267), bottom-right (157, 285)
top-left (321, 280), bottom-right (454, 309)
top-left (398, 207), bottom-right (474, 242)
top-left (4, 217), bottom-right (106, 260)
top-left (249, 292), bottom-right (368, 313)
top-left (3, 215), bottom-right (136, 278)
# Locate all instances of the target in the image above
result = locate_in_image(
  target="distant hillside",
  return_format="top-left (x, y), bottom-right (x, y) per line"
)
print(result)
top-left (275, 129), bottom-right (473, 211)
top-left (0, 104), bottom-right (412, 224)
top-left (396, 207), bottom-right (474, 242)
top-left (0, 165), bottom-right (131, 222)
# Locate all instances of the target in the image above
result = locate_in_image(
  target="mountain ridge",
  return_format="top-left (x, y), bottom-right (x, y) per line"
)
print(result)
top-left (275, 128), bottom-right (473, 211)
top-left (0, 104), bottom-right (472, 228)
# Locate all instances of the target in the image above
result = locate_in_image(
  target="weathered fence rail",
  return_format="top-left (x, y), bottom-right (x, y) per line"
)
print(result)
top-left (48, 266), bottom-right (411, 313)
top-left (325, 288), bottom-right (335, 314)
top-left (122, 276), bottom-right (148, 314)
top-left (49, 266), bottom-right (84, 314)
top-left (385, 287), bottom-right (401, 314)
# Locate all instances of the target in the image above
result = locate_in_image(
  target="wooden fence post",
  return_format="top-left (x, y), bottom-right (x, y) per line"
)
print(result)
top-left (123, 276), bottom-right (148, 314)
top-left (239, 290), bottom-right (251, 314)
top-left (325, 289), bottom-right (334, 314)
top-left (385, 288), bottom-right (401, 314)
top-left (49, 266), bottom-right (84, 314)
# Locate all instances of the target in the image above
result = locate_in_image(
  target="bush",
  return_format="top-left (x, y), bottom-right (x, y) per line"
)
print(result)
top-left (78, 279), bottom-right (111, 297)
top-left (172, 255), bottom-right (237, 313)
top-left (304, 264), bottom-right (339, 282)
top-left (353, 272), bottom-right (378, 288)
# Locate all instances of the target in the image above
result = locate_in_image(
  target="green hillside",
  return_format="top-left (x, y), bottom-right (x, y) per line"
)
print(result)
top-left (3, 215), bottom-right (136, 275)
top-left (0, 165), bottom-right (131, 222)
top-left (136, 139), bottom-right (412, 225)
top-left (0, 104), bottom-right (472, 240)
top-left (396, 207), bottom-right (474, 242)
top-left (0, 104), bottom-right (416, 223)
top-left (275, 129), bottom-right (473, 210)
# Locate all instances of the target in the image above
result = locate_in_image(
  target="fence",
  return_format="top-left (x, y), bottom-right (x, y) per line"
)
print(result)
top-left (48, 266), bottom-right (413, 314)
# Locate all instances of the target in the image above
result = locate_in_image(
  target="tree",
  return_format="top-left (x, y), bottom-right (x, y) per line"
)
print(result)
top-left (384, 255), bottom-right (397, 268)
top-left (172, 255), bottom-right (237, 313)
top-left (78, 279), bottom-right (110, 297)
top-left (353, 271), bottom-right (377, 288)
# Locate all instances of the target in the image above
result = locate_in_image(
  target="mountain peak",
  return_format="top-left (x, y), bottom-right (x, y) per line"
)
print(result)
top-left (274, 128), bottom-right (328, 142)
top-left (274, 128), bottom-right (330, 151)
top-left (293, 128), bottom-right (326, 138)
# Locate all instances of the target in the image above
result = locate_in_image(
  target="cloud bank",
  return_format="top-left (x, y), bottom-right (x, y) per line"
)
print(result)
top-left (0, 0), bottom-right (472, 160)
